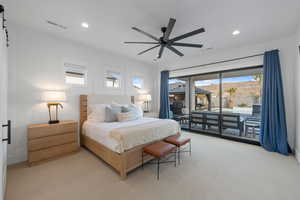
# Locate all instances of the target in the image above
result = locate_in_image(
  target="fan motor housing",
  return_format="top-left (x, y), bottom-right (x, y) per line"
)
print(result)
top-left (159, 37), bottom-right (167, 44)
top-left (161, 27), bottom-right (167, 33)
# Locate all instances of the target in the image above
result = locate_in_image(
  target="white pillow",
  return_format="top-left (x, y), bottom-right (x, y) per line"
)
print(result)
top-left (111, 102), bottom-right (129, 107)
top-left (111, 102), bottom-right (121, 107)
top-left (111, 102), bottom-right (129, 111)
top-left (117, 111), bottom-right (138, 122)
top-left (88, 104), bottom-right (109, 122)
top-left (128, 104), bottom-right (143, 119)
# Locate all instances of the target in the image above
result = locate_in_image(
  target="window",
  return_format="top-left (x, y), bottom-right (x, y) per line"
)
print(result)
top-left (64, 63), bottom-right (86, 85)
top-left (105, 71), bottom-right (121, 88)
top-left (132, 77), bottom-right (144, 89)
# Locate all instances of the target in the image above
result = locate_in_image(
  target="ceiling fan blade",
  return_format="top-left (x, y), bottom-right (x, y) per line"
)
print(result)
top-left (171, 43), bottom-right (203, 48)
top-left (170, 28), bottom-right (205, 42)
top-left (166, 45), bottom-right (184, 57)
top-left (132, 27), bottom-right (159, 41)
top-left (157, 46), bottom-right (165, 58)
top-left (163, 18), bottom-right (176, 41)
top-left (124, 42), bottom-right (159, 44)
top-left (138, 45), bottom-right (160, 55)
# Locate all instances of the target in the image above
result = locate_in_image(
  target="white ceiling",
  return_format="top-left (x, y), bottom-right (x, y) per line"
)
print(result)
top-left (3, 0), bottom-right (300, 65)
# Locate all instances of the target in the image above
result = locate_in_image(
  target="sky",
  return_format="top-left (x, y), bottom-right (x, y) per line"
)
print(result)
top-left (169, 76), bottom-right (257, 86)
top-left (132, 77), bottom-right (143, 88)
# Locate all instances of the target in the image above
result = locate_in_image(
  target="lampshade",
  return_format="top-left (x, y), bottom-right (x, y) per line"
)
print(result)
top-left (138, 94), bottom-right (152, 101)
top-left (145, 94), bottom-right (151, 101)
top-left (42, 91), bottom-right (66, 102)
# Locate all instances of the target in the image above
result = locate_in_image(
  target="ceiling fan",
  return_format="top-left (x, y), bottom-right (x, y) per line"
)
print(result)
top-left (124, 18), bottom-right (205, 59)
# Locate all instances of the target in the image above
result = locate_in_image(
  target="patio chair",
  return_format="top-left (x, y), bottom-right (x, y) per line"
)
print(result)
top-left (245, 118), bottom-right (260, 138)
top-left (221, 113), bottom-right (243, 136)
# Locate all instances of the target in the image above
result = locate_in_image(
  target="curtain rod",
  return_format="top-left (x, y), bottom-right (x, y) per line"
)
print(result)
top-left (169, 53), bottom-right (264, 72)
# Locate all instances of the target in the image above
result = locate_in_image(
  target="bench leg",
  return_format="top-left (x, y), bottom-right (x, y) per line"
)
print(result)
top-left (189, 141), bottom-right (192, 156)
top-left (174, 151), bottom-right (177, 167)
top-left (178, 146), bottom-right (181, 165)
top-left (157, 158), bottom-right (160, 180)
top-left (141, 151), bottom-right (144, 170)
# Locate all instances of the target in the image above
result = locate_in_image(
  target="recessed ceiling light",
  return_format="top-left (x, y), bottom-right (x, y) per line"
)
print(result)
top-left (81, 22), bottom-right (89, 28)
top-left (232, 30), bottom-right (240, 36)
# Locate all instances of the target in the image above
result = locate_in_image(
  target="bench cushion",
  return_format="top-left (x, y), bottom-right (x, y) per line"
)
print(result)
top-left (143, 141), bottom-right (176, 158)
top-left (164, 135), bottom-right (191, 147)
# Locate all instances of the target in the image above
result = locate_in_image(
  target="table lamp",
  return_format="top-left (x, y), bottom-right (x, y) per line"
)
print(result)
top-left (138, 94), bottom-right (152, 112)
top-left (42, 91), bottom-right (66, 124)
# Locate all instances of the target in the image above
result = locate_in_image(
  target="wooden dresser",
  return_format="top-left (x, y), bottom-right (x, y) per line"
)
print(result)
top-left (27, 120), bottom-right (79, 165)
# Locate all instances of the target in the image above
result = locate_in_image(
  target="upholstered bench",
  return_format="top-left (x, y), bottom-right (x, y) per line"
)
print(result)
top-left (142, 141), bottom-right (177, 180)
top-left (164, 135), bottom-right (191, 164)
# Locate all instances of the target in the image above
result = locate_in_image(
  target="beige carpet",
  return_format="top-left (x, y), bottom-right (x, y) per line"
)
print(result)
top-left (6, 132), bottom-right (300, 200)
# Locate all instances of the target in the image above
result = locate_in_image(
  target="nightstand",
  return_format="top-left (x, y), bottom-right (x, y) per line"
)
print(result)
top-left (143, 112), bottom-right (159, 118)
top-left (27, 120), bottom-right (79, 165)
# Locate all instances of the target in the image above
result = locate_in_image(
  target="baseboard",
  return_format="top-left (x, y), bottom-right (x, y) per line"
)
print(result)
top-left (296, 149), bottom-right (300, 164)
top-left (7, 154), bottom-right (27, 166)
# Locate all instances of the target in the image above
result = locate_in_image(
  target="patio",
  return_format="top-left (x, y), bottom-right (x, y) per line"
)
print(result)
top-left (171, 105), bottom-right (261, 141)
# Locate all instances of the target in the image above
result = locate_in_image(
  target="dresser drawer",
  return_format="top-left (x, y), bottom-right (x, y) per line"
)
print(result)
top-left (28, 132), bottom-right (77, 151)
top-left (28, 122), bottom-right (77, 139)
top-left (28, 142), bottom-right (79, 163)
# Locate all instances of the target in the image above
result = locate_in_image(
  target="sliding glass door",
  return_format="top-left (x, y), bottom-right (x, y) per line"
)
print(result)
top-left (169, 78), bottom-right (190, 129)
top-left (169, 66), bottom-right (263, 144)
top-left (190, 73), bottom-right (221, 135)
top-left (221, 68), bottom-right (263, 141)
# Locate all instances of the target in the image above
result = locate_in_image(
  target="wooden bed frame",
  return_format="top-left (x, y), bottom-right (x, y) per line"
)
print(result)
top-left (80, 95), bottom-right (160, 179)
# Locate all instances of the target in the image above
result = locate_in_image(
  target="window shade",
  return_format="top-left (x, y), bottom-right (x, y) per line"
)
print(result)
top-left (64, 63), bottom-right (86, 85)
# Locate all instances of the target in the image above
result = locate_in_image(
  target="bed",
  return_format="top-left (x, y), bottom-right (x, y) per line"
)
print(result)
top-left (80, 95), bottom-right (180, 179)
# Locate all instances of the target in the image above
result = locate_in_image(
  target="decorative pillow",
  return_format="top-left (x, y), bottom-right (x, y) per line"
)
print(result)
top-left (111, 102), bottom-right (129, 113)
top-left (88, 104), bottom-right (108, 122)
top-left (105, 105), bottom-right (122, 122)
top-left (111, 102), bottom-right (122, 107)
top-left (117, 111), bottom-right (138, 122)
top-left (121, 106), bottom-right (130, 113)
top-left (128, 104), bottom-right (143, 119)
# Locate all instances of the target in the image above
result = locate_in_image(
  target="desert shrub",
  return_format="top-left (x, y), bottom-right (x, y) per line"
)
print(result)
top-left (238, 103), bottom-right (248, 107)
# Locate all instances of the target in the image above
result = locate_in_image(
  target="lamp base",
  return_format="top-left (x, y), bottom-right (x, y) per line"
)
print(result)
top-left (49, 120), bottom-right (59, 124)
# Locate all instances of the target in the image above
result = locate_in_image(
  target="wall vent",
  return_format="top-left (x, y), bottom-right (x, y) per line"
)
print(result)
top-left (46, 20), bottom-right (67, 29)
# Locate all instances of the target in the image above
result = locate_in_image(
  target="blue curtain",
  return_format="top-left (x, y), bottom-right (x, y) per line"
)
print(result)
top-left (260, 49), bottom-right (289, 155)
top-left (159, 70), bottom-right (170, 119)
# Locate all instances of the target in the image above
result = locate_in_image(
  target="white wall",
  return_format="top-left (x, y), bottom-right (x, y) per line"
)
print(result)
top-left (7, 23), bottom-right (157, 164)
top-left (295, 26), bottom-right (300, 162)
top-left (159, 35), bottom-right (298, 150)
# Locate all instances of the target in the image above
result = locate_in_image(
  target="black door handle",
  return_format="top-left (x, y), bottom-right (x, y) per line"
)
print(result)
top-left (2, 120), bottom-right (11, 144)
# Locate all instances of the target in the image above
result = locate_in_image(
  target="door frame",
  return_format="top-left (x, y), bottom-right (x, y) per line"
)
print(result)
top-left (0, 6), bottom-right (8, 200)
top-left (169, 65), bottom-right (263, 145)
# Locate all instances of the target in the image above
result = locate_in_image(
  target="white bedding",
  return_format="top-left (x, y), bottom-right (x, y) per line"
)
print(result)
top-left (83, 117), bottom-right (180, 153)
